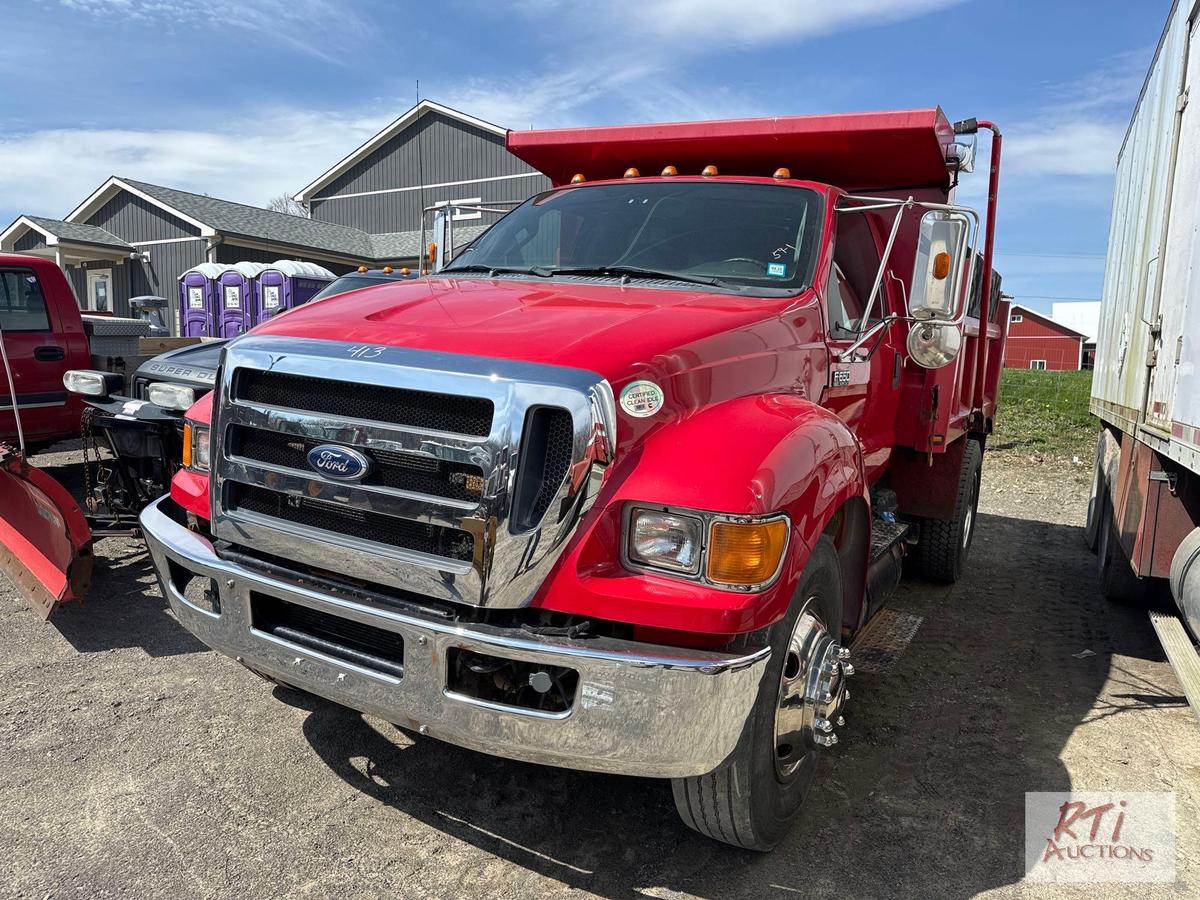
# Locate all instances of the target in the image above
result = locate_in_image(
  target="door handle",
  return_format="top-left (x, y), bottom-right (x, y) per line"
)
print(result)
top-left (34, 346), bottom-right (66, 362)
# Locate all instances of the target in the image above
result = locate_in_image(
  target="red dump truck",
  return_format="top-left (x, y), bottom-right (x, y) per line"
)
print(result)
top-left (19, 109), bottom-right (1005, 849)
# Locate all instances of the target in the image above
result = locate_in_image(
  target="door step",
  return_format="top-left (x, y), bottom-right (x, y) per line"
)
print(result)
top-left (850, 609), bottom-right (923, 675)
top-left (871, 520), bottom-right (913, 562)
top-left (1149, 611), bottom-right (1200, 725)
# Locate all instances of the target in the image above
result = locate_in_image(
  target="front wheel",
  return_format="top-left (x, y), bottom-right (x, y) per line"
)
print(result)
top-left (671, 537), bottom-right (851, 851)
top-left (914, 438), bottom-right (983, 583)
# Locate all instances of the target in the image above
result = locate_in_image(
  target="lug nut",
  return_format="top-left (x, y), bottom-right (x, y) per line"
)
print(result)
top-left (837, 715), bottom-right (846, 727)
top-left (814, 717), bottom-right (833, 733)
top-left (843, 689), bottom-right (851, 701)
top-left (823, 691), bottom-right (834, 704)
top-left (837, 646), bottom-right (851, 660)
top-left (842, 663), bottom-right (856, 676)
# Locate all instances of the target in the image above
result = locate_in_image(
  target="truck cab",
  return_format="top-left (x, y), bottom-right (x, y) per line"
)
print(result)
top-left (0, 253), bottom-right (90, 448)
top-left (141, 108), bottom-right (1006, 851)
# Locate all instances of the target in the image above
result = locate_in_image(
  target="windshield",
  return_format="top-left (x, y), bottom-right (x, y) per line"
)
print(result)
top-left (444, 180), bottom-right (823, 292)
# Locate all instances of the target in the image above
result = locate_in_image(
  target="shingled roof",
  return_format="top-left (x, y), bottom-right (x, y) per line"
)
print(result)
top-left (119, 178), bottom-right (376, 257)
top-left (11, 216), bottom-right (132, 251)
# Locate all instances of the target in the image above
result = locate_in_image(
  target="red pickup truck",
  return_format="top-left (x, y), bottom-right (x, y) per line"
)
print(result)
top-left (139, 109), bottom-right (1006, 850)
top-left (0, 253), bottom-right (90, 447)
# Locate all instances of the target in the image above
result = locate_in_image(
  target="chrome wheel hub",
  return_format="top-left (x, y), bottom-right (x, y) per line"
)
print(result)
top-left (773, 600), bottom-right (854, 781)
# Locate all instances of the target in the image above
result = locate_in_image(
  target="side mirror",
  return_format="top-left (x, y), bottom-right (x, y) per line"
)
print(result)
top-left (910, 210), bottom-right (970, 321)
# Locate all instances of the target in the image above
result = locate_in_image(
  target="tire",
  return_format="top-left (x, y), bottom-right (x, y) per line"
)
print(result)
top-left (914, 438), bottom-right (983, 583)
top-left (1096, 496), bottom-right (1148, 604)
top-left (671, 537), bottom-right (845, 851)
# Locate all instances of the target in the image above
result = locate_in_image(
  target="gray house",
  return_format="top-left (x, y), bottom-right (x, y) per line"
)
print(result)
top-left (297, 100), bottom-right (550, 239)
top-left (0, 100), bottom-right (549, 325)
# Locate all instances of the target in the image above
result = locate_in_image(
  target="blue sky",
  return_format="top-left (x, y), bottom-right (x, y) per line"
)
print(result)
top-left (1, 0), bottom-right (1172, 315)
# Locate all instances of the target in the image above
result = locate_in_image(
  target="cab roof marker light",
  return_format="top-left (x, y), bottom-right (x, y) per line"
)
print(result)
top-left (570, 173), bottom-right (587, 184)
top-left (701, 165), bottom-right (718, 177)
top-left (624, 167), bottom-right (640, 178)
top-left (661, 165), bottom-right (678, 177)
top-left (773, 167), bottom-right (791, 179)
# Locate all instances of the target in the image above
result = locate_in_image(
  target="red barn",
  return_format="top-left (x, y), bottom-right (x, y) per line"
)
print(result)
top-left (1003, 304), bottom-right (1087, 371)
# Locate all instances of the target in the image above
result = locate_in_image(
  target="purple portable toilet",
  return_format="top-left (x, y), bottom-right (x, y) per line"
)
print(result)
top-left (178, 263), bottom-right (227, 337)
top-left (216, 262), bottom-right (267, 338)
top-left (255, 260), bottom-right (335, 324)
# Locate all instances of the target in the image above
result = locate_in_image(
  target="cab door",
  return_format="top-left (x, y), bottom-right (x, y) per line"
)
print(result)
top-left (0, 264), bottom-right (75, 444)
top-left (819, 212), bottom-right (905, 482)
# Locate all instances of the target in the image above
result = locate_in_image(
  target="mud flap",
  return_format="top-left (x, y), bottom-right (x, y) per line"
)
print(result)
top-left (0, 445), bottom-right (93, 619)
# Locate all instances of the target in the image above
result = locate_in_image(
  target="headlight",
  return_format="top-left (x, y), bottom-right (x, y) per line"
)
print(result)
top-left (627, 508), bottom-right (704, 574)
top-left (63, 369), bottom-right (123, 397)
top-left (182, 423), bottom-right (210, 472)
top-left (146, 382), bottom-right (196, 411)
top-left (625, 505), bottom-right (791, 589)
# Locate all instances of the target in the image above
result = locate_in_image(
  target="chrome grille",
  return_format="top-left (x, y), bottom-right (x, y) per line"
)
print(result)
top-left (230, 483), bottom-right (476, 561)
top-left (212, 336), bottom-right (616, 609)
top-left (231, 425), bottom-right (485, 502)
top-left (235, 369), bottom-right (495, 436)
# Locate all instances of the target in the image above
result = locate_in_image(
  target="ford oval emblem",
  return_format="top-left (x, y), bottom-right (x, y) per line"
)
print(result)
top-left (307, 444), bottom-right (372, 481)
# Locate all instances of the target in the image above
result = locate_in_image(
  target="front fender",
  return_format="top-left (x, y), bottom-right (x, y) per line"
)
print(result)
top-left (532, 394), bottom-right (869, 635)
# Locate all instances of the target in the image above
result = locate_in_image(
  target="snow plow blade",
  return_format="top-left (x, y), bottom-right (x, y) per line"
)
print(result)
top-left (0, 445), bottom-right (92, 619)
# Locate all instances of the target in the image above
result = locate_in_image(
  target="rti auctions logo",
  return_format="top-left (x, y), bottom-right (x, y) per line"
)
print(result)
top-left (1025, 792), bottom-right (1175, 883)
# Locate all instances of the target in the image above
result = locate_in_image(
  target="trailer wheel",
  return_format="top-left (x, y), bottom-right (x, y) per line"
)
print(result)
top-left (914, 438), bottom-right (983, 583)
top-left (671, 537), bottom-right (848, 851)
top-left (1097, 498), bottom-right (1148, 604)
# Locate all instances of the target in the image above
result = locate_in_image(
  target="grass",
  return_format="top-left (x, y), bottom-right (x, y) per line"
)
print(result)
top-left (991, 368), bottom-right (1097, 459)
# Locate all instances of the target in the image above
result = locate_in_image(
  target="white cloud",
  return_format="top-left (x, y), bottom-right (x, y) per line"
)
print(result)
top-left (0, 109), bottom-right (384, 222)
top-left (50, 0), bottom-right (370, 60)
top-left (448, 0), bottom-right (959, 128)
top-left (615, 0), bottom-right (964, 46)
top-left (501, 0), bottom-right (963, 48)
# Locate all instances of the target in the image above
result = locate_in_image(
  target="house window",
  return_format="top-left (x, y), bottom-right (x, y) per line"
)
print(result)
top-left (434, 196), bottom-right (483, 221)
top-left (1029, 359), bottom-right (1047, 370)
top-left (1010, 313), bottom-right (1023, 323)
top-left (0, 268), bottom-right (50, 332)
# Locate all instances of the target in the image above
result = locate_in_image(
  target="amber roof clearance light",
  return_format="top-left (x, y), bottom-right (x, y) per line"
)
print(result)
top-left (570, 173), bottom-right (587, 184)
top-left (701, 165), bottom-right (719, 177)
top-left (624, 167), bottom-right (641, 178)
top-left (661, 165), bottom-right (678, 177)
top-left (773, 167), bottom-right (791, 179)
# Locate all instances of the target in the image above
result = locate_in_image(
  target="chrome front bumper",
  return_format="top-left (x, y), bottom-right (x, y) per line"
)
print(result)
top-left (140, 496), bottom-right (770, 778)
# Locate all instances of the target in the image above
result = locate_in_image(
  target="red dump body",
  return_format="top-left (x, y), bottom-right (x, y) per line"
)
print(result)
top-left (507, 108), bottom-right (958, 191)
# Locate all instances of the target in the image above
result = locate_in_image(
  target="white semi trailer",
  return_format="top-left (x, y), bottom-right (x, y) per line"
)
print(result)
top-left (1090, 0), bottom-right (1200, 705)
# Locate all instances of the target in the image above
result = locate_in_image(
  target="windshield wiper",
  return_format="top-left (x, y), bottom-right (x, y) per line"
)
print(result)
top-left (441, 264), bottom-right (553, 277)
top-left (544, 265), bottom-right (733, 288)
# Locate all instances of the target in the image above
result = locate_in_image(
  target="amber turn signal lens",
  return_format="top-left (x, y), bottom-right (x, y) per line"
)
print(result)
top-left (707, 519), bottom-right (789, 586)
top-left (182, 423), bottom-right (193, 468)
top-left (932, 251), bottom-right (952, 280)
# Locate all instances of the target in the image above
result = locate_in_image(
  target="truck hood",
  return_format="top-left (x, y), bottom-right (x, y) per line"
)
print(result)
top-left (252, 276), bottom-right (803, 385)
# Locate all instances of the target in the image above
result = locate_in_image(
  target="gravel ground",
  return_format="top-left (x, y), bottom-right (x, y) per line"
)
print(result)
top-left (2, 443), bottom-right (1198, 899)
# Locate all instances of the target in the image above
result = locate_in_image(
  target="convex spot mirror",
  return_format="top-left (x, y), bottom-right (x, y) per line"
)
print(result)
top-left (907, 321), bottom-right (963, 369)
top-left (910, 210), bottom-right (970, 321)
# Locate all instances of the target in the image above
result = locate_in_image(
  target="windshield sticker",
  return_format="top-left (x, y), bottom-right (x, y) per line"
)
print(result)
top-left (767, 262), bottom-right (788, 278)
top-left (620, 380), bottom-right (664, 418)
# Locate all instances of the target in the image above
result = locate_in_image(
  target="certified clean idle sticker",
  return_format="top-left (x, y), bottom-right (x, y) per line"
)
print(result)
top-left (620, 380), bottom-right (664, 417)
